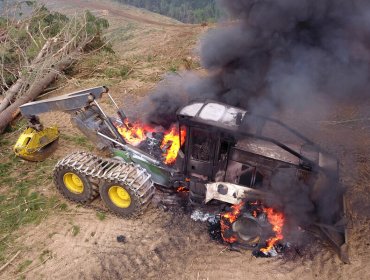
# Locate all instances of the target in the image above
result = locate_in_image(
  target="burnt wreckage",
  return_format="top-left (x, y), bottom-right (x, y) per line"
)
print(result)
top-left (177, 101), bottom-right (347, 261)
top-left (16, 87), bottom-right (348, 261)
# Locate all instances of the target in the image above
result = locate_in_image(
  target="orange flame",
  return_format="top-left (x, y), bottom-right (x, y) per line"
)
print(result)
top-left (260, 207), bottom-right (284, 253)
top-left (220, 201), bottom-right (285, 252)
top-left (116, 119), bottom-right (153, 146)
top-left (220, 202), bottom-right (245, 243)
top-left (176, 186), bottom-right (189, 193)
top-left (115, 119), bottom-right (186, 165)
top-left (161, 125), bottom-right (186, 165)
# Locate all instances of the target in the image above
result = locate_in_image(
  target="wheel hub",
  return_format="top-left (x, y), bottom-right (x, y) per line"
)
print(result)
top-left (63, 172), bottom-right (84, 194)
top-left (108, 186), bottom-right (131, 208)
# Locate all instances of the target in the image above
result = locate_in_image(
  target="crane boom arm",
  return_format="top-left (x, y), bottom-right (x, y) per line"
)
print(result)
top-left (19, 86), bottom-right (108, 117)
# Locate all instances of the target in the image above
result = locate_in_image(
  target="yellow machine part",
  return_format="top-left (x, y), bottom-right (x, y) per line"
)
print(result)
top-left (13, 126), bottom-right (60, 161)
top-left (108, 186), bottom-right (132, 208)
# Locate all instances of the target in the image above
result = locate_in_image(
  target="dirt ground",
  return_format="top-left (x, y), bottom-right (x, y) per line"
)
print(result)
top-left (1, 0), bottom-right (370, 279)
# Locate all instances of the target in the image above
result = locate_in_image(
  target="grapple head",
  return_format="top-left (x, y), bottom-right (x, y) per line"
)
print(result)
top-left (13, 126), bottom-right (59, 161)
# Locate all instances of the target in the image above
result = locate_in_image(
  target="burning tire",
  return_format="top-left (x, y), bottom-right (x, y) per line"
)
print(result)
top-left (220, 202), bottom-right (284, 254)
top-left (53, 165), bottom-right (99, 203)
top-left (231, 216), bottom-right (263, 247)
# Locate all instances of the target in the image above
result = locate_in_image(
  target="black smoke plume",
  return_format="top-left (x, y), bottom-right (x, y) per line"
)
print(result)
top-left (139, 0), bottom-right (370, 126)
top-left (260, 168), bottom-right (346, 245)
top-left (134, 0), bottom-right (359, 249)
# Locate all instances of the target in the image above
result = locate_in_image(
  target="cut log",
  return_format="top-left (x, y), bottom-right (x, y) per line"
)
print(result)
top-left (0, 52), bottom-right (79, 133)
top-left (0, 39), bottom-right (52, 113)
top-left (0, 78), bottom-right (25, 112)
top-left (0, 29), bottom-right (7, 43)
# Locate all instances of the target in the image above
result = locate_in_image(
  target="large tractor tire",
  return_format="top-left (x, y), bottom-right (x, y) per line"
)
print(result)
top-left (53, 164), bottom-right (99, 203)
top-left (53, 151), bottom-right (155, 218)
top-left (99, 162), bottom-right (154, 218)
top-left (100, 179), bottom-right (150, 218)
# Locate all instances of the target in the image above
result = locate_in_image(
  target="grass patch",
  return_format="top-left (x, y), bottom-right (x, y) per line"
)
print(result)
top-left (0, 137), bottom-right (10, 146)
top-left (39, 249), bottom-right (52, 263)
top-left (0, 132), bottom-right (63, 265)
top-left (61, 134), bottom-right (94, 150)
top-left (71, 225), bottom-right (80, 236)
top-left (103, 65), bottom-right (132, 79)
top-left (109, 23), bottom-right (137, 43)
top-left (17, 259), bottom-right (32, 273)
top-left (168, 64), bottom-right (179, 73)
top-left (96, 211), bottom-right (106, 221)
top-left (81, 50), bottom-right (116, 69)
top-left (167, 58), bottom-right (186, 73)
top-left (0, 162), bottom-right (13, 177)
top-left (3, 118), bottom-right (27, 133)
top-left (0, 181), bottom-right (60, 263)
top-left (59, 203), bottom-right (68, 211)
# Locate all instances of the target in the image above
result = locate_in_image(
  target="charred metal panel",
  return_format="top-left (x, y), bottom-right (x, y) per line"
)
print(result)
top-left (236, 137), bottom-right (301, 165)
top-left (230, 148), bottom-right (290, 170)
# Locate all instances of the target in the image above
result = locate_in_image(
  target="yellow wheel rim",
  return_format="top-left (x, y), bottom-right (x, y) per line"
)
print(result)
top-left (63, 172), bottom-right (84, 194)
top-left (108, 186), bottom-right (131, 208)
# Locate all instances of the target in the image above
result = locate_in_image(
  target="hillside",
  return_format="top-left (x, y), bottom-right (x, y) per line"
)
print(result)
top-left (0, 0), bottom-right (369, 279)
top-left (114, 0), bottom-right (219, 23)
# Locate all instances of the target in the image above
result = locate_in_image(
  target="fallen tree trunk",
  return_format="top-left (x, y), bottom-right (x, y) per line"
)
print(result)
top-left (0, 52), bottom-right (79, 133)
top-left (0, 8), bottom-right (109, 134)
top-left (0, 39), bottom-right (52, 112)
top-left (0, 30), bottom-right (7, 43)
top-left (0, 78), bottom-right (25, 112)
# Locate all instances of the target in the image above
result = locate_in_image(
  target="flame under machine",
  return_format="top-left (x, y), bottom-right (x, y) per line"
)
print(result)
top-left (14, 86), bottom-right (349, 262)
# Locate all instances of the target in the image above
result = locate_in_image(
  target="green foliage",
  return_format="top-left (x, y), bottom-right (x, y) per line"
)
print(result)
top-left (0, 181), bottom-right (59, 233)
top-left (115, 0), bottom-right (220, 23)
top-left (0, 143), bottom-right (62, 264)
top-left (28, 6), bottom-right (69, 38)
top-left (17, 259), bottom-right (32, 273)
top-left (168, 64), bottom-right (179, 73)
top-left (0, 162), bottom-right (12, 177)
top-left (4, 118), bottom-right (27, 134)
top-left (0, 179), bottom-right (60, 263)
top-left (71, 225), bottom-right (80, 236)
top-left (59, 203), bottom-right (68, 211)
top-left (83, 10), bottom-right (110, 52)
top-left (61, 134), bottom-right (94, 150)
top-left (39, 249), bottom-right (52, 262)
top-left (0, 4), bottom-right (110, 93)
top-left (104, 65), bottom-right (131, 79)
top-left (0, 17), bottom-right (7, 28)
top-left (85, 10), bottom-right (109, 35)
top-left (96, 211), bottom-right (106, 221)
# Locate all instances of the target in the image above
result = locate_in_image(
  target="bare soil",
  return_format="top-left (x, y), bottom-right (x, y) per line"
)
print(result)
top-left (1, 0), bottom-right (370, 279)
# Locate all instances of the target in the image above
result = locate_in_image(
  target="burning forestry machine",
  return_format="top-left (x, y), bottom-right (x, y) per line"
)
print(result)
top-left (14, 86), bottom-right (348, 262)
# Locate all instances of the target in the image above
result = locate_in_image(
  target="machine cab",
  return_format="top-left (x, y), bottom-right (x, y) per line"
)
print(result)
top-left (177, 101), bottom-right (242, 182)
